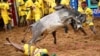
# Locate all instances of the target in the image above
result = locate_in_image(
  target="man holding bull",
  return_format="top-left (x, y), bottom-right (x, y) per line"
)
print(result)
top-left (78, 1), bottom-right (96, 34)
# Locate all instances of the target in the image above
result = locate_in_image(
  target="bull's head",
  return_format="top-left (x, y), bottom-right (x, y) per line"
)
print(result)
top-left (73, 14), bottom-right (86, 30)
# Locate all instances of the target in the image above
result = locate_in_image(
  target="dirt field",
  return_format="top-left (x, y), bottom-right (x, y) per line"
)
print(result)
top-left (0, 18), bottom-right (100, 56)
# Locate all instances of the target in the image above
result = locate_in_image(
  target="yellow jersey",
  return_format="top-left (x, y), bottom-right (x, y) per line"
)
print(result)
top-left (26, 1), bottom-right (41, 21)
top-left (34, 1), bottom-right (41, 14)
top-left (78, 7), bottom-right (93, 15)
top-left (49, 0), bottom-right (56, 8)
top-left (0, 2), bottom-right (11, 24)
top-left (60, 0), bottom-right (70, 6)
top-left (18, 0), bottom-right (26, 16)
top-left (25, 0), bottom-right (34, 10)
top-left (24, 44), bottom-right (48, 56)
top-left (78, 7), bottom-right (94, 26)
top-left (0, 2), bottom-right (2, 9)
top-left (48, 0), bottom-right (56, 13)
top-left (1, 2), bottom-right (9, 16)
top-left (37, 0), bottom-right (45, 16)
top-left (78, 7), bottom-right (93, 18)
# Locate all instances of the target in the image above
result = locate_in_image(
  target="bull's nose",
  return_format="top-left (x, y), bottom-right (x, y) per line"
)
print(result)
top-left (77, 24), bottom-right (82, 29)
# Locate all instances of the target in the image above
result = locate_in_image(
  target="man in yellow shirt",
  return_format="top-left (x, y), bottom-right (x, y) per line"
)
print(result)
top-left (42, 0), bottom-right (50, 15)
top-left (18, 0), bottom-right (26, 27)
top-left (25, 0), bottom-right (34, 26)
top-left (37, 0), bottom-right (45, 16)
top-left (25, 0), bottom-right (42, 26)
top-left (34, 1), bottom-right (42, 22)
top-left (0, 0), bottom-right (11, 31)
top-left (78, 1), bottom-right (96, 34)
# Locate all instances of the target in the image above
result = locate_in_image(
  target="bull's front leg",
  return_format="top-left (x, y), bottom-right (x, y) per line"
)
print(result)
top-left (28, 32), bottom-right (41, 56)
top-left (35, 33), bottom-right (48, 42)
top-left (79, 27), bottom-right (87, 35)
top-left (64, 26), bottom-right (68, 33)
top-left (52, 31), bottom-right (57, 44)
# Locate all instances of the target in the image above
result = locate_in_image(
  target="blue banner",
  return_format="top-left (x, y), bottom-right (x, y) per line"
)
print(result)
top-left (70, 0), bottom-right (78, 10)
top-left (87, 0), bottom-right (100, 17)
top-left (92, 8), bottom-right (100, 17)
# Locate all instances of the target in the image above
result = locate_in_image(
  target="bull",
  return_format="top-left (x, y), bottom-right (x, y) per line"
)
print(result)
top-left (28, 7), bottom-right (86, 44)
top-left (25, 6), bottom-right (87, 56)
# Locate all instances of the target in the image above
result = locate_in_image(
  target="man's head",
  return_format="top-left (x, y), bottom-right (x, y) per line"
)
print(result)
top-left (81, 1), bottom-right (87, 9)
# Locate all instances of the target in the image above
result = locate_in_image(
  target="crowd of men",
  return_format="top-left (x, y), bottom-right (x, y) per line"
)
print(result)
top-left (0, 0), bottom-right (99, 33)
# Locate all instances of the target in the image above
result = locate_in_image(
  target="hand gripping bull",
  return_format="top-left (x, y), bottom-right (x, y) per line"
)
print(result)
top-left (26, 7), bottom-right (86, 56)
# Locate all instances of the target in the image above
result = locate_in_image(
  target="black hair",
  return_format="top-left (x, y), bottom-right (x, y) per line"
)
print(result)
top-left (42, 54), bottom-right (49, 56)
top-left (32, 0), bottom-right (36, 3)
top-left (3, 0), bottom-right (8, 2)
top-left (55, 0), bottom-right (61, 5)
top-left (81, 1), bottom-right (87, 4)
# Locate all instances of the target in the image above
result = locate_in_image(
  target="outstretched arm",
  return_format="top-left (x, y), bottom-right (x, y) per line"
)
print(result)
top-left (5, 38), bottom-right (24, 52)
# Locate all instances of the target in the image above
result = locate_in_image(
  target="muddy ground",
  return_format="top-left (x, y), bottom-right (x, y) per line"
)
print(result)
top-left (0, 18), bottom-right (100, 56)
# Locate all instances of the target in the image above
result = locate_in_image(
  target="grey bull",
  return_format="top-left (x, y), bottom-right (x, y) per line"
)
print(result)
top-left (29, 8), bottom-right (82, 44)
top-left (26, 7), bottom-right (86, 56)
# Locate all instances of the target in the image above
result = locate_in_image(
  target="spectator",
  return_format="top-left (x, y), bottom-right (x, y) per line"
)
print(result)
top-left (33, 0), bottom-right (42, 22)
top-left (0, 0), bottom-right (11, 31)
top-left (18, 0), bottom-right (26, 27)
top-left (37, 0), bottom-right (45, 16)
top-left (48, 0), bottom-right (56, 14)
top-left (25, 0), bottom-right (42, 26)
top-left (25, 0), bottom-right (35, 26)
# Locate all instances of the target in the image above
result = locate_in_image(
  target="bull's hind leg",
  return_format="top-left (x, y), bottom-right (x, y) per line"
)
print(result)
top-left (70, 20), bottom-right (77, 32)
top-left (64, 26), bottom-right (68, 33)
top-left (52, 31), bottom-right (56, 44)
top-left (28, 32), bottom-right (41, 56)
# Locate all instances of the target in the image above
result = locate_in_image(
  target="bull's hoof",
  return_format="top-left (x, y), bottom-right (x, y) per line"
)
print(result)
top-left (21, 40), bottom-right (26, 43)
top-left (54, 41), bottom-right (57, 44)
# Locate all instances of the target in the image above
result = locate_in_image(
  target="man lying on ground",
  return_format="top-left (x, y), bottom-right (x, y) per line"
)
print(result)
top-left (4, 38), bottom-right (56, 56)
